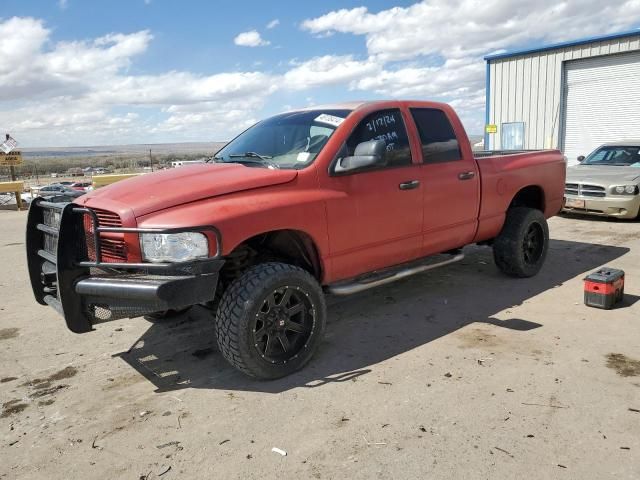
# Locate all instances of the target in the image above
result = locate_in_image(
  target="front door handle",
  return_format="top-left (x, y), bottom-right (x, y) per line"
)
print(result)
top-left (458, 171), bottom-right (476, 180)
top-left (399, 180), bottom-right (420, 190)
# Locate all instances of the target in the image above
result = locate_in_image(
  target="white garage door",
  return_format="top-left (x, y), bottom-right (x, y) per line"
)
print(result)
top-left (562, 50), bottom-right (640, 165)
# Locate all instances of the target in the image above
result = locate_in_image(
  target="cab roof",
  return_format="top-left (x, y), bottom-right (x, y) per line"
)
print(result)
top-left (289, 100), bottom-right (449, 113)
top-left (292, 101), bottom-right (372, 112)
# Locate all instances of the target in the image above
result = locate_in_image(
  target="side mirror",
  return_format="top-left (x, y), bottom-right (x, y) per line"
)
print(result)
top-left (334, 140), bottom-right (387, 173)
top-left (577, 155), bottom-right (585, 163)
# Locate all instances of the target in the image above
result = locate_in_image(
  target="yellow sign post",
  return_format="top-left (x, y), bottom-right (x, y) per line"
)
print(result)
top-left (485, 124), bottom-right (498, 134)
top-left (0, 181), bottom-right (24, 210)
top-left (0, 151), bottom-right (23, 166)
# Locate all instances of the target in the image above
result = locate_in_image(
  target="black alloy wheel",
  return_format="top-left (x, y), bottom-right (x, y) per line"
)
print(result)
top-left (522, 222), bottom-right (545, 266)
top-left (252, 286), bottom-right (315, 364)
top-left (215, 262), bottom-right (327, 379)
top-left (493, 207), bottom-right (549, 278)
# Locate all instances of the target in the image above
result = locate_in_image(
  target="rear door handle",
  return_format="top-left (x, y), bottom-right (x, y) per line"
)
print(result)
top-left (399, 180), bottom-right (420, 190)
top-left (458, 171), bottom-right (476, 180)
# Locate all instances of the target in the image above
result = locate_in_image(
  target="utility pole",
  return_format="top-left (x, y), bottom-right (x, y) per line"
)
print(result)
top-left (149, 148), bottom-right (154, 172)
top-left (6, 134), bottom-right (16, 182)
top-left (4, 133), bottom-right (22, 210)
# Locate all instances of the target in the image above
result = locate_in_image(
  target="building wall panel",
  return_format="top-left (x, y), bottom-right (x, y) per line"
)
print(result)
top-left (486, 33), bottom-right (640, 151)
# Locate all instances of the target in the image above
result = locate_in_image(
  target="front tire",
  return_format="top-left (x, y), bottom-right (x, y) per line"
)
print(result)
top-left (215, 262), bottom-right (326, 379)
top-left (493, 207), bottom-right (549, 278)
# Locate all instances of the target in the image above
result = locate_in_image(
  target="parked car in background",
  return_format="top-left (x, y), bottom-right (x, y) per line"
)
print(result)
top-left (67, 167), bottom-right (85, 177)
top-left (38, 184), bottom-right (66, 193)
top-left (37, 184), bottom-right (85, 198)
top-left (564, 141), bottom-right (640, 219)
top-left (70, 182), bottom-right (92, 192)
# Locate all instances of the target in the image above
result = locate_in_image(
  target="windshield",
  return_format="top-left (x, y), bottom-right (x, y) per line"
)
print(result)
top-left (214, 109), bottom-right (351, 169)
top-left (582, 146), bottom-right (640, 166)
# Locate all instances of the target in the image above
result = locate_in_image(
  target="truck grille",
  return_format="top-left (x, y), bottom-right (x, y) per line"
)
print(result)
top-left (92, 208), bottom-right (122, 227)
top-left (83, 208), bottom-right (128, 263)
top-left (565, 183), bottom-right (606, 198)
top-left (41, 209), bottom-right (62, 255)
top-left (43, 231), bottom-right (58, 255)
top-left (43, 208), bottom-right (62, 228)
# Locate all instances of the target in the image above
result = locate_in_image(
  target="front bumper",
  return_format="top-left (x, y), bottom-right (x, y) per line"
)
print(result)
top-left (26, 198), bottom-right (224, 333)
top-left (563, 194), bottom-right (640, 219)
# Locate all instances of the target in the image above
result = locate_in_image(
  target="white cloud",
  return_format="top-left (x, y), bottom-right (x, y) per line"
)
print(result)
top-left (157, 98), bottom-right (264, 137)
top-left (302, 0), bottom-right (640, 132)
top-left (354, 59), bottom-right (484, 99)
top-left (302, 1), bottom-right (640, 61)
top-left (233, 30), bottom-right (270, 47)
top-left (266, 19), bottom-right (280, 29)
top-left (0, 17), bottom-right (277, 145)
top-left (92, 71), bottom-right (276, 105)
top-left (284, 55), bottom-right (380, 90)
top-left (4, 2), bottom-right (640, 146)
top-left (58, 0), bottom-right (68, 10)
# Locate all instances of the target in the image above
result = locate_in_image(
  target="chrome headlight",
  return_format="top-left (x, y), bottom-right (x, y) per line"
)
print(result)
top-left (612, 185), bottom-right (639, 195)
top-left (140, 232), bottom-right (208, 263)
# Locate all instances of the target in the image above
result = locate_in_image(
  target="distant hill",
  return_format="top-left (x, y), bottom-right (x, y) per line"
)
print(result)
top-left (22, 142), bottom-right (226, 159)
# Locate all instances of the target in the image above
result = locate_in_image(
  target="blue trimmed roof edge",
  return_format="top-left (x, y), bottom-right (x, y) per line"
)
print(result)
top-left (484, 28), bottom-right (640, 61)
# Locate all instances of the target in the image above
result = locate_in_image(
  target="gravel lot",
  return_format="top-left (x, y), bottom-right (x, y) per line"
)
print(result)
top-left (1, 210), bottom-right (639, 479)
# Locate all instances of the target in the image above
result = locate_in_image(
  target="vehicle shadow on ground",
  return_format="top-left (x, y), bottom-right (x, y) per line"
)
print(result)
top-left (114, 239), bottom-right (629, 394)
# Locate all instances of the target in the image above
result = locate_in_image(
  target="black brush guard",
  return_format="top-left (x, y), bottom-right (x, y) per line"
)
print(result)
top-left (26, 197), bottom-right (224, 333)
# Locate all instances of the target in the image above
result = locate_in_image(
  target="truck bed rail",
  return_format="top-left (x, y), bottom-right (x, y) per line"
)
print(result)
top-left (474, 149), bottom-right (547, 158)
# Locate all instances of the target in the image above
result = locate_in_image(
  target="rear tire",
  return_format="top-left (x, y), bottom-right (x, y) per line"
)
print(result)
top-left (215, 262), bottom-right (326, 379)
top-left (493, 207), bottom-right (549, 278)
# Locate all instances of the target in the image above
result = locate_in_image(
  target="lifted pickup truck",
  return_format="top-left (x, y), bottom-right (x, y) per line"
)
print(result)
top-left (26, 101), bottom-right (566, 379)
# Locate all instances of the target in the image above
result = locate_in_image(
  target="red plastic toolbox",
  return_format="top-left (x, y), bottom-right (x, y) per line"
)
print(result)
top-left (584, 267), bottom-right (625, 310)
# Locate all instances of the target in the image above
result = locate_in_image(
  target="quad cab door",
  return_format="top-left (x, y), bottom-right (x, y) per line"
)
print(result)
top-left (322, 108), bottom-right (424, 281)
top-left (407, 106), bottom-right (480, 255)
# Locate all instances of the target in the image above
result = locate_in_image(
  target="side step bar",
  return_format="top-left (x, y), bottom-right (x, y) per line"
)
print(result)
top-left (326, 253), bottom-right (465, 296)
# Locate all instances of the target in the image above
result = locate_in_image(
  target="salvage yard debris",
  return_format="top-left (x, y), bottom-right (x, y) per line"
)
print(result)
top-left (363, 436), bottom-right (386, 447)
top-left (271, 447), bottom-right (287, 456)
top-left (476, 356), bottom-right (493, 365)
top-left (494, 447), bottom-right (513, 458)
top-left (157, 441), bottom-right (181, 450)
top-left (521, 402), bottom-right (569, 409)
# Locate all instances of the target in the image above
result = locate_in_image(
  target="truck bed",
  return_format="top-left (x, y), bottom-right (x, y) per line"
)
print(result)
top-left (471, 148), bottom-right (566, 245)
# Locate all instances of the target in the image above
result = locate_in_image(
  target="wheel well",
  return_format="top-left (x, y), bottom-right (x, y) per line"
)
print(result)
top-left (220, 230), bottom-right (322, 286)
top-left (509, 186), bottom-right (545, 212)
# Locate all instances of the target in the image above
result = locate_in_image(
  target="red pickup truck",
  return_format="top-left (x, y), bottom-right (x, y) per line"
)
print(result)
top-left (26, 101), bottom-right (566, 379)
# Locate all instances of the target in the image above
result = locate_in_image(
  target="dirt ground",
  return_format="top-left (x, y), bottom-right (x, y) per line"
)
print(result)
top-left (1, 210), bottom-right (639, 479)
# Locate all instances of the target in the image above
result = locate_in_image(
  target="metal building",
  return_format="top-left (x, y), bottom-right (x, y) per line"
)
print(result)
top-left (484, 30), bottom-right (640, 164)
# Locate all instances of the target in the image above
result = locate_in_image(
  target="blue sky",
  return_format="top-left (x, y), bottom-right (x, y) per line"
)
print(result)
top-left (1, 0), bottom-right (639, 146)
top-left (5, 1), bottom-right (405, 71)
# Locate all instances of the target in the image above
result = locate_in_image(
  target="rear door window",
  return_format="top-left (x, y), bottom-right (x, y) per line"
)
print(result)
top-left (410, 108), bottom-right (461, 163)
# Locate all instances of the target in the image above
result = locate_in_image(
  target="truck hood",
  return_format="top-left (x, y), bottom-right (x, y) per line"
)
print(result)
top-left (566, 165), bottom-right (640, 184)
top-left (78, 163), bottom-right (298, 217)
